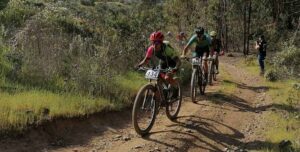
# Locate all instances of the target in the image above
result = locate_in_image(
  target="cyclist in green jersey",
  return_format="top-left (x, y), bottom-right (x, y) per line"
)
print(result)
top-left (181, 26), bottom-right (212, 80)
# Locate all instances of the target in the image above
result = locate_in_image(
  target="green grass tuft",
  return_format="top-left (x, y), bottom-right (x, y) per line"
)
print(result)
top-left (0, 90), bottom-right (113, 133)
top-left (218, 64), bottom-right (237, 94)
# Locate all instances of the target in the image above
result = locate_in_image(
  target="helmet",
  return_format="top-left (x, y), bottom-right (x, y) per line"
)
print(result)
top-left (210, 31), bottom-right (217, 37)
top-left (150, 31), bottom-right (164, 43)
top-left (167, 31), bottom-right (172, 36)
top-left (194, 27), bottom-right (204, 35)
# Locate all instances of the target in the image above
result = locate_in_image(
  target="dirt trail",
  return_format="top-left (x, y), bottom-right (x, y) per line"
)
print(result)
top-left (0, 55), bottom-right (272, 152)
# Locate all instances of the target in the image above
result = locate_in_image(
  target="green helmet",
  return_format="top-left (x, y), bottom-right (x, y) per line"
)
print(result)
top-left (210, 31), bottom-right (217, 37)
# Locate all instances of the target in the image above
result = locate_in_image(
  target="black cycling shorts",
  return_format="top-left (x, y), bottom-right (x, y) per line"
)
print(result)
top-left (193, 45), bottom-right (209, 58)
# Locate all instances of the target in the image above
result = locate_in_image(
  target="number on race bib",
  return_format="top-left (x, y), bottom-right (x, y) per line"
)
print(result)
top-left (145, 70), bottom-right (159, 80)
top-left (192, 58), bottom-right (201, 65)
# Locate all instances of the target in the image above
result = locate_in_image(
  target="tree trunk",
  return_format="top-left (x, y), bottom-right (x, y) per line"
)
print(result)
top-left (223, 0), bottom-right (228, 52)
top-left (243, 1), bottom-right (247, 56)
top-left (246, 0), bottom-right (252, 55)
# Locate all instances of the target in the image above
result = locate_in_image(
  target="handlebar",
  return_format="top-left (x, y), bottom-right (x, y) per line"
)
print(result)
top-left (138, 66), bottom-right (177, 73)
top-left (181, 56), bottom-right (215, 61)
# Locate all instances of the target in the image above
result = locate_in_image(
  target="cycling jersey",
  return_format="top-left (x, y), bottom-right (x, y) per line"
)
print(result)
top-left (187, 33), bottom-right (211, 57)
top-left (145, 41), bottom-right (178, 68)
top-left (211, 38), bottom-right (222, 53)
top-left (186, 33), bottom-right (211, 49)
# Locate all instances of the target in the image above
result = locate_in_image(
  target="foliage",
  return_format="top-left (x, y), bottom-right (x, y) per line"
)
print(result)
top-left (272, 42), bottom-right (300, 77)
top-left (0, 25), bottom-right (12, 84)
top-left (0, 0), bottom-right (40, 29)
top-left (264, 68), bottom-right (279, 82)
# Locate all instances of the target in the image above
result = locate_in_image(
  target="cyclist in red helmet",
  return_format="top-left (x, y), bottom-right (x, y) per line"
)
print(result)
top-left (136, 31), bottom-right (181, 96)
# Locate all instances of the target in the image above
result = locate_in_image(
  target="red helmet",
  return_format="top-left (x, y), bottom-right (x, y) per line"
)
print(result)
top-left (149, 31), bottom-right (164, 43)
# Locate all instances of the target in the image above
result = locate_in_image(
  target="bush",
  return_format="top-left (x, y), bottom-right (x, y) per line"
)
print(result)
top-left (264, 68), bottom-right (279, 82)
top-left (179, 62), bottom-right (192, 85)
top-left (244, 55), bottom-right (256, 66)
top-left (0, 0), bottom-right (9, 10)
top-left (0, 26), bottom-right (12, 83)
top-left (272, 42), bottom-right (300, 77)
top-left (80, 0), bottom-right (95, 6)
top-left (0, 0), bottom-right (37, 28)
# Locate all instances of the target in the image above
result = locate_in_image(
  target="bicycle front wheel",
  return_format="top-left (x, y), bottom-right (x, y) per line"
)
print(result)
top-left (190, 69), bottom-right (198, 103)
top-left (132, 84), bottom-right (157, 136)
top-left (199, 69), bottom-right (206, 95)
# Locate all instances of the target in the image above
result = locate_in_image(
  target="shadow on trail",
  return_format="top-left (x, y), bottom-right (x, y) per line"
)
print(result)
top-left (204, 92), bottom-right (256, 112)
top-left (144, 115), bottom-right (284, 151)
top-left (144, 130), bottom-right (219, 152)
top-left (144, 115), bottom-right (245, 151)
top-left (196, 92), bottom-right (298, 114)
top-left (222, 80), bottom-right (278, 93)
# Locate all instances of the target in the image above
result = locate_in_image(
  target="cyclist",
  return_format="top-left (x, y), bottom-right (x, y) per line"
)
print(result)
top-left (177, 32), bottom-right (187, 49)
top-left (209, 31), bottom-right (222, 74)
top-left (136, 31), bottom-right (181, 98)
top-left (181, 26), bottom-right (211, 81)
top-left (167, 31), bottom-right (173, 38)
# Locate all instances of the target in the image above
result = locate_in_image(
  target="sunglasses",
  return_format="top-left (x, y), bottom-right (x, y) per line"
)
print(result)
top-left (153, 41), bottom-right (162, 45)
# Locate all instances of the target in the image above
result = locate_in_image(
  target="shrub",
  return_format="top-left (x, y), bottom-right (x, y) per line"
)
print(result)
top-left (272, 42), bottom-right (300, 77)
top-left (244, 55), bottom-right (257, 66)
top-left (80, 0), bottom-right (95, 6)
top-left (0, 0), bottom-right (37, 28)
top-left (179, 62), bottom-right (192, 85)
top-left (0, 0), bottom-right (9, 10)
top-left (0, 26), bottom-right (12, 83)
top-left (264, 68), bottom-right (279, 82)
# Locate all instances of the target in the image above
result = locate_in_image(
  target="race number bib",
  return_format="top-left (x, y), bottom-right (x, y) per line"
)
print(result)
top-left (192, 58), bottom-right (201, 65)
top-left (145, 70), bottom-right (159, 80)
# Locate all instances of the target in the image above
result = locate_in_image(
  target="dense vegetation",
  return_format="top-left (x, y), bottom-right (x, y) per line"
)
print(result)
top-left (0, 0), bottom-right (299, 95)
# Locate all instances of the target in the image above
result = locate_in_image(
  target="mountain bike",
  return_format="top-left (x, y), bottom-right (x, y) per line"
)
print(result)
top-left (187, 57), bottom-right (206, 103)
top-left (208, 54), bottom-right (217, 85)
top-left (132, 66), bottom-right (182, 136)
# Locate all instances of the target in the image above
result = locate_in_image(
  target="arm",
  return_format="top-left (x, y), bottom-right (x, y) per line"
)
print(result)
top-left (173, 56), bottom-right (181, 69)
top-left (255, 41), bottom-right (260, 50)
top-left (182, 35), bottom-right (197, 56)
top-left (137, 46), bottom-right (153, 67)
top-left (137, 56), bottom-right (149, 67)
top-left (182, 45), bottom-right (189, 56)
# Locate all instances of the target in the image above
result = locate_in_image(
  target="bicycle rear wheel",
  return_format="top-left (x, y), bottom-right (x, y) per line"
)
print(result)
top-left (208, 61), bottom-right (213, 85)
top-left (213, 63), bottom-right (217, 81)
top-left (166, 81), bottom-right (182, 120)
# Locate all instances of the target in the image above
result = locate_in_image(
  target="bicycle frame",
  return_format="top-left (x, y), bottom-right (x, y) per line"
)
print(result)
top-left (140, 67), bottom-right (175, 108)
top-left (191, 57), bottom-right (204, 74)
